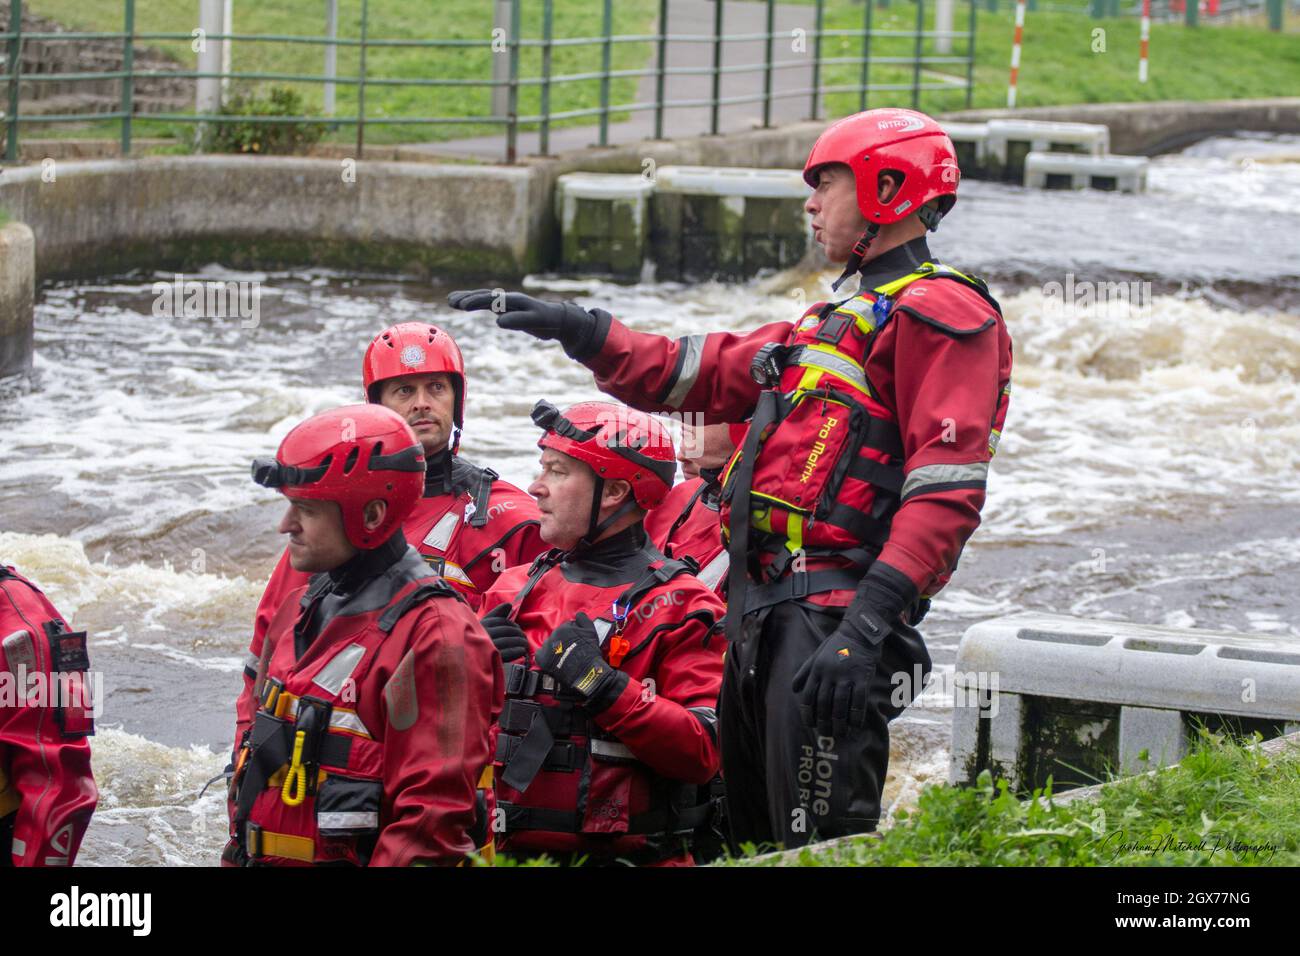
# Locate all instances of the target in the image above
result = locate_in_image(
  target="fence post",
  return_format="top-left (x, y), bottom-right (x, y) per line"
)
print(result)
top-left (540, 0), bottom-right (553, 155)
top-left (810, 0), bottom-right (824, 120)
top-left (762, 0), bottom-right (775, 128)
top-left (196, 0), bottom-right (224, 123)
top-left (1185, 0), bottom-right (1198, 26)
top-left (912, 0), bottom-right (925, 110)
top-left (492, 0), bottom-right (511, 121)
top-left (599, 0), bottom-right (612, 145)
top-left (1090, 0), bottom-right (1104, 16)
top-left (506, 0), bottom-right (520, 162)
top-left (356, 0), bottom-right (368, 159)
top-left (859, 0), bottom-right (873, 112)
top-left (936, 0), bottom-right (954, 54)
top-left (324, 0), bottom-right (338, 116)
top-left (121, 0), bottom-right (135, 156)
top-left (711, 0), bottom-right (723, 134)
top-left (987, 0), bottom-right (997, 12)
top-left (1267, 0), bottom-right (1282, 29)
top-left (965, 0), bottom-right (976, 110)
top-left (5, 0), bottom-right (20, 163)
top-left (654, 0), bottom-right (667, 140)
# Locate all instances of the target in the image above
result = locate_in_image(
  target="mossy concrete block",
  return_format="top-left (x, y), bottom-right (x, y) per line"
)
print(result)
top-left (0, 222), bottom-right (35, 383)
top-left (985, 119), bottom-right (1110, 183)
top-left (555, 172), bottom-right (653, 279)
top-left (1119, 705), bottom-right (1187, 775)
top-left (0, 157), bottom-right (552, 282)
top-left (951, 611), bottom-right (1300, 795)
top-left (654, 166), bottom-right (808, 281)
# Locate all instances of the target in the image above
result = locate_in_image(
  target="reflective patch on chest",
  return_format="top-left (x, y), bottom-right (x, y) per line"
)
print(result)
top-left (2, 629), bottom-right (36, 673)
top-left (697, 552), bottom-right (730, 591)
top-left (422, 513), bottom-right (459, 552)
top-left (312, 642), bottom-right (366, 697)
top-left (384, 648), bottom-right (419, 731)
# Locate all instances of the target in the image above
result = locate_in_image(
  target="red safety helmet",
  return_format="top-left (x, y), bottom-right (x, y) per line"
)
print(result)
top-left (252, 404), bottom-right (425, 550)
top-left (803, 108), bottom-right (960, 230)
top-left (532, 400), bottom-right (676, 511)
top-left (362, 322), bottom-right (466, 447)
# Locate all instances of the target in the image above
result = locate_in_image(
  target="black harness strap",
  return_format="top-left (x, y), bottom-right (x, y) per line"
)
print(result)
top-left (724, 390), bottom-right (780, 643)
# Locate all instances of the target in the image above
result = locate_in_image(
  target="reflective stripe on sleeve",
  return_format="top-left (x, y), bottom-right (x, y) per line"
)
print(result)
top-left (900, 461), bottom-right (989, 501)
top-left (663, 335), bottom-right (706, 409)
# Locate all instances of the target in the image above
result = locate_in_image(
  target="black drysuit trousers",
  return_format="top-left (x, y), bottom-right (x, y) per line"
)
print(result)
top-left (719, 599), bottom-right (932, 851)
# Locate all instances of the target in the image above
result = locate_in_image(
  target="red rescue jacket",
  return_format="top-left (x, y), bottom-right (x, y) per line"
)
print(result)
top-left (583, 239), bottom-right (1013, 612)
top-left (227, 537), bottom-right (503, 866)
top-left (480, 526), bottom-right (725, 865)
top-left (1, 565), bottom-right (97, 867)
top-left (242, 455), bottom-right (542, 752)
top-left (644, 477), bottom-right (728, 596)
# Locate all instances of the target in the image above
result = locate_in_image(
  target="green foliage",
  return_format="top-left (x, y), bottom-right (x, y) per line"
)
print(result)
top-left (204, 86), bottom-right (328, 155)
top-left (725, 729), bottom-right (1300, 867)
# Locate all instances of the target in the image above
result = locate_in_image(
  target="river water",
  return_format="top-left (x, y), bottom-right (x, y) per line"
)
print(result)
top-left (2, 133), bottom-right (1298, 865)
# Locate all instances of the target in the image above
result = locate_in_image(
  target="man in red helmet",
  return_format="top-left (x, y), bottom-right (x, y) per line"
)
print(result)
top-left (451, 108), bottom-right (1013, 850)
top-left (225, 404), bottom-right (502, 866)
top-left (249, 322), bottom-right (544, 659)
top-left (644, 422), bottom-right (740, 597)
top-left (477, 400), bottom-right (726, 865)
top-left (1, 563), bottom-right (97, 866)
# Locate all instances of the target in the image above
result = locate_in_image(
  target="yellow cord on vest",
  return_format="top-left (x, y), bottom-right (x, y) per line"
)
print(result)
top-left (281, 730), bottom-right (308, 807)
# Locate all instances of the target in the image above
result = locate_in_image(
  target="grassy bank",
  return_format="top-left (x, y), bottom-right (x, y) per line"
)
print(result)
top-left (24, 0), bottom-right (656, 145)
top-left (730, 729), bottom-right (1300, 866)
top-left (813, 3), bottom-right (1300, 116)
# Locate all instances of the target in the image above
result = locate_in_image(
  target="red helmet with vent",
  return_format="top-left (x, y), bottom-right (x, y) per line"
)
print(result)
top-left (252, 404), bottom-right (425, 549)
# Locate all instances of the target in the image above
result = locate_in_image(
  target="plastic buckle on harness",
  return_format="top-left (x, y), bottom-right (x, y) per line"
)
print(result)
top-left (260, 676), bottom-right (284, 713)
top-left (814, 312), bottom-right (852, 346)
top-left (790, 573), bottom-right (810, 601)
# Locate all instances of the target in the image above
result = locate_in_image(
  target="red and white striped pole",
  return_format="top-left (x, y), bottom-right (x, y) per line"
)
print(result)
top-left (1138, 0), bottom-right (1151, 83)
top-left (1007, 0), bottom-right (1026, 108)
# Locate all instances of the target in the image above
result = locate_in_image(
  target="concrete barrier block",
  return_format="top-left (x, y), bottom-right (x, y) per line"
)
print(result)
top-left (940, 120), bottom-right (991, 177)
top-left (1023, 151), bottom-right (1149, 193)
top-left (985, 119), bottom-right (1110, 181)
top-left (653, 166), bottom-right (809, 280)
top-left (556, 172), bottom-right (653, 279)
top-left (950, 612), bottom-right (1300, 794)
top-left (0, 221), bottom-right (36, 384)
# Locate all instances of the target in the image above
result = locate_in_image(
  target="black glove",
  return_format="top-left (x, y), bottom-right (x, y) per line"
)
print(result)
top-left (534, 612), bottom-right (628, 713)
top-left (447, 289), bottom-right (610, 361)
top-left (791, 563), bottom-right (918, 738)
top-left (480, 604), bottom-right (530, 664)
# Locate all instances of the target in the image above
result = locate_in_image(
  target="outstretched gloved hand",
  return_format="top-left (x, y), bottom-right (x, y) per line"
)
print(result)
top-left (480, 604), bottom-right (530, 664)
top-left (791, 563), bottom-right (917, 738)
top-left (534, 612), bottom-right (628, 713)
top-left (447, 289), bottom-right (609, 361)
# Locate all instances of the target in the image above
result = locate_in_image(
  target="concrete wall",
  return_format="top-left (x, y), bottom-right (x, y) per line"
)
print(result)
top-left (0, 156), bottom-right (550, 283)
top-left (0, 222), bottom-right (35, 382)
top-left (941, 97), bottom-right (1300, 156)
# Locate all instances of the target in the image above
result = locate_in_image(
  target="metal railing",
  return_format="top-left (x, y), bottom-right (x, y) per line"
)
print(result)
top-left (1, 0), bottom-right (979, 164)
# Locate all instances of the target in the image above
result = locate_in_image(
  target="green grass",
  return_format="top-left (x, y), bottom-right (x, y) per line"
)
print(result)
top-left (725, 728), bottom-right (1300, 866)
top-left (807, 2), bottom-right (1300, 116)
top-left (15, 1), bottom-right (1299, 150)
top-left (23, 0), bottom-right (657, 145)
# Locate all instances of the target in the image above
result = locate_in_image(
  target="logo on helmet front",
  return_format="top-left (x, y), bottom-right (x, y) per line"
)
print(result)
top-left (400, 345), bottom-right (426, 368)
top-left (877, 115), bottom-right (926, 133)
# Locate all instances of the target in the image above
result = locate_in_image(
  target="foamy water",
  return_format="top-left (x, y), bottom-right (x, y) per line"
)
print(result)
top-left (2, 135), bottom-right (1298, 862)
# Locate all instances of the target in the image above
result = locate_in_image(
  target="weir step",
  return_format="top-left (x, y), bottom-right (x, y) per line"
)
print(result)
top-left (948, 612), bottom-right (1300, 795)
top-left (1024, 151), bottom-right (1150, 193)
